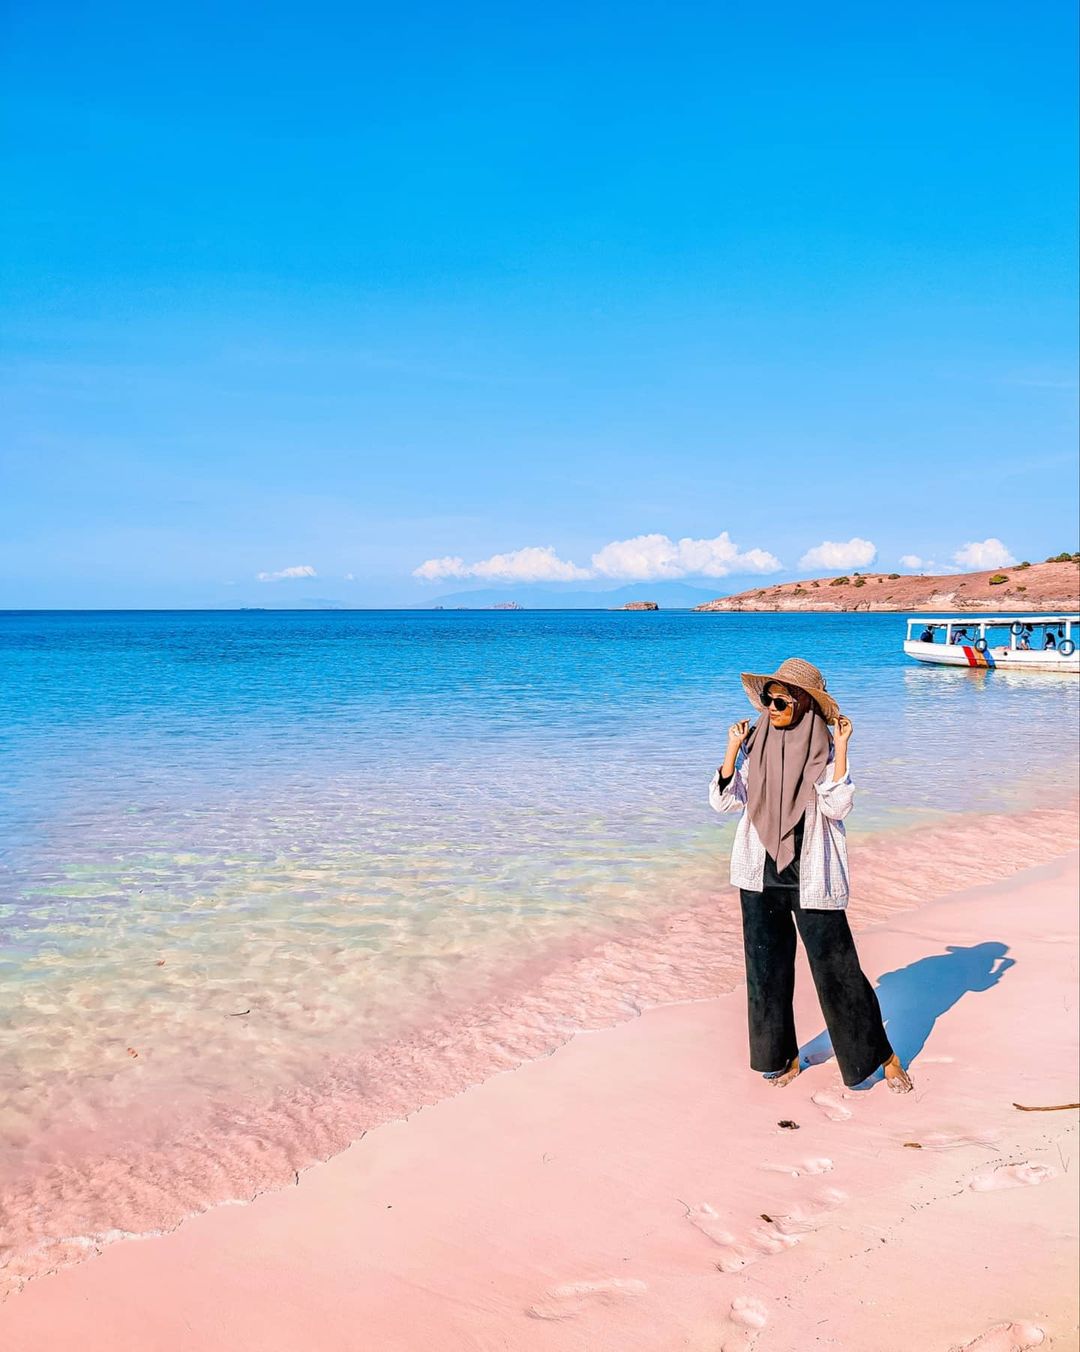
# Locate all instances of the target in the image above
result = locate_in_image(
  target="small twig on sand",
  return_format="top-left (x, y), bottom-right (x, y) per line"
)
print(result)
top-left (1012, 1102), bottom-right (1080, 1112)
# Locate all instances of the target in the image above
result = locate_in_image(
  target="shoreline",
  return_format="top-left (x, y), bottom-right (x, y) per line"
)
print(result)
top-left (1, 800), bottom-right (1078, 1302)
top-left (1, 802), bottom-right (1078, 1327)
top-left (1, 849), bottom-right (1076, 1349)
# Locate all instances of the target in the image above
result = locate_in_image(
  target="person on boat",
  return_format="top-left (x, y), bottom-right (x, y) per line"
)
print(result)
top-left (709, 657), bottom-right (912, 1095)
top-left (1043, 630), bottom-right (1057, 650)
top-left (919, 624), bottom-right (935, 642)
top-left (1018, 634), bottom-right (1031, 651)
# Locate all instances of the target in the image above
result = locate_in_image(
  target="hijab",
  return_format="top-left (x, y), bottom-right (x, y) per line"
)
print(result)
top-left (744, 701), bottom-right (832, 873)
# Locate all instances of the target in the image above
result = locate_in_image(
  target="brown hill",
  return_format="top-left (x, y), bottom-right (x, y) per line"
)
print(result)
top-left (694, 559), bottom-right (1080, 613)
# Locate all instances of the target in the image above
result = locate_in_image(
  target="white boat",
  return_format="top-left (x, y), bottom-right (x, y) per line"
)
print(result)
top-left (904, 615), bottom-right (1079, 673)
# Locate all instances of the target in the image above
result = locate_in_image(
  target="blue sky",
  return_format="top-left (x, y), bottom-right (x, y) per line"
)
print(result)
top-left (2, 1), bottom-right (1077, 607)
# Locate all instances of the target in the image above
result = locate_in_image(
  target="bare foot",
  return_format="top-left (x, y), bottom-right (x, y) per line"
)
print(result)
top-left (882, 1053), bottom-right (913, 1094)
top-left (763, 1055), bottom-right (801, 1088)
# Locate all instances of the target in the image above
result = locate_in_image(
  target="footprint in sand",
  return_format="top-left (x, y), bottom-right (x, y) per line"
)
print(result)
top-left (765, 1187), bottom-right (848, 1237)
top-left (811, 1089), bottom-right (853, 1121)
top-left (742, 1221), bottom-right (803, 1261)
top-left (686, 1202), bottom-right (737, 1246)
top-left (951, 1319), bottom-right (1045, 1350)
top-left (686, 1203), bottom-right (770, 1271)
top-left (687, 1189), bottom-right (847, 1271)
top-left (721, 1295), bottom-right (769, 1352)
top-left (967, 1162), bottom-right (1055, 1192)
top-left (526, 1277), bottom-right (647, 1320)
top-left (912, 1130), bottom-right (1001, 1151)
top-left (760, 1156), bottom-right (834, 1178)
top-left (685, 1204), bottom-right (763, 1271)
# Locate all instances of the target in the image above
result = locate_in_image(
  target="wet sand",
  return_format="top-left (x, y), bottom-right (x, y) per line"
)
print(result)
top-left (2, 847), bottom-right (1077, 1352)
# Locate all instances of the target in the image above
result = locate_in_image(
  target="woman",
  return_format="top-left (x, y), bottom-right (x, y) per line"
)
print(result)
top-left (709, 657), bottom-right (912, 1094)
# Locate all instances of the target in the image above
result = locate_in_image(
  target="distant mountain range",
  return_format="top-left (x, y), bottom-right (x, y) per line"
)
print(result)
top-left (207, 562), bottom-right (1080, 612)
top-left (212, 597), bottom-right (351, 610)
top-left (422, 581), bottom-right (730, 609)
top-left (695, 560), bottom-right (1080, 613)
top-left (207, 583), bottom-right (728, 610)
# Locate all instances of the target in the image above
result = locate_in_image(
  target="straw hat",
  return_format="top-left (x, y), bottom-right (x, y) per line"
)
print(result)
top-left (740, 656), bottom-right (840, 726)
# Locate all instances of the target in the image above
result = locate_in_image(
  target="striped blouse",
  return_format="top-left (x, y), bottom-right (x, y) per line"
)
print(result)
top-left (708, 746), bottom-right (855, 910)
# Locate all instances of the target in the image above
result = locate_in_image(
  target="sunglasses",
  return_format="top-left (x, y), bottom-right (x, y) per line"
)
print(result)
top-left (761, 692), bottom-right (798, 712)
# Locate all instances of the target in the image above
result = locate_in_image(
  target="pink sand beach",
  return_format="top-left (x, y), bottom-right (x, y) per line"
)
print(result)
top-left (2, 829), bottom-right (1077, 1352)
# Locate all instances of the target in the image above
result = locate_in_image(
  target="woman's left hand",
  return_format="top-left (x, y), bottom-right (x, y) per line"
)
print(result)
top-left (834, 714), bottom-right (853, 743)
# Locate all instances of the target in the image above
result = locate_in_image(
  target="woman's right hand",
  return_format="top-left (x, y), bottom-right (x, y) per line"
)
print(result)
top-left (727, 718), bottom-right (751, 747)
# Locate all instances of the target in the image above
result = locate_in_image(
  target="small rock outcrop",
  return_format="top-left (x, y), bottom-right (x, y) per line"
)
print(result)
top-left (620, 601), bottom-right (659, 611)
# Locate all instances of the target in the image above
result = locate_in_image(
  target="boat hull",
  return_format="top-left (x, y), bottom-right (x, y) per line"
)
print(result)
top-left (903, 640), bottom-right (1080, 673)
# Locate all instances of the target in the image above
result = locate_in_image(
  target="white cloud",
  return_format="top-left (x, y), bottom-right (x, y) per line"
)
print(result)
top-left (413, 555), bottom-right (469, 582)
top-left (590, 532), bottom-right (782, 580)
top-left (798, 538), bottom-right (877, 571)
top-left (256, 564), bottom-right (317, 582)
top-left (412, 546), bottom-right (591, 584)
top-left (413, 532), bottom-right (782, 585)
top-left (899, 554), bottom-right (924, 570)
top-left (343, 572), bottom-right (355, 581)
top-left (952, 537), bottom-right (1017, 570)
top-left (471, 547), bottom-right (592, 582)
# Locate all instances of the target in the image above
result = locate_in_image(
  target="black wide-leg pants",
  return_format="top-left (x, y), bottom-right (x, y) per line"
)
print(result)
top-left (739, 886), bottom-right (893, 1088)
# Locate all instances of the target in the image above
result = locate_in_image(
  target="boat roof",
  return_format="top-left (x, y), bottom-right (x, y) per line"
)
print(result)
top-left (907, 615), bottom-right (1078, 624)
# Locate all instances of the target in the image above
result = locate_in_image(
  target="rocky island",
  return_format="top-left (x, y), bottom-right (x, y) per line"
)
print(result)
top-left (694, 557), bottom-right (1079, 613)
top-left (619, 600), bottom-right (659, 611)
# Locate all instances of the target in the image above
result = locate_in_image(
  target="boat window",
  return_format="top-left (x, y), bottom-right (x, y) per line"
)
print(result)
top-left (984, 624), bottom-right (1011, 650)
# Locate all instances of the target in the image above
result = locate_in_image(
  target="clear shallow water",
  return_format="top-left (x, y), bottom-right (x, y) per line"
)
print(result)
top-left (1, 609), bottom-right (1077, 1289)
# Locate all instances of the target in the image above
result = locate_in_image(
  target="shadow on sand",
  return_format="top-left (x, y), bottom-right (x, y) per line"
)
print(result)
top-left (799, 941), bottom-right (1016, 1087)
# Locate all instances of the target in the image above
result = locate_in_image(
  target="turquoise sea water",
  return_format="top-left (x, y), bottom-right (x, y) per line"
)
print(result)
top-left (1, 608), bottom-right (1077, 1287)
